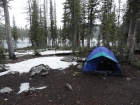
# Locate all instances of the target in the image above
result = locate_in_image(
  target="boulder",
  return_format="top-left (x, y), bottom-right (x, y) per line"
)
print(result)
top-left (30, 64), bottom-right (50, 77)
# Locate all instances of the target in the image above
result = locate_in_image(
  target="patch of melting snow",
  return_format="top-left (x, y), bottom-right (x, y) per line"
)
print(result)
top-left (17, 83), bottom-right (47, 94)
top-left (17, 83), bottom-right (30, 94)
top-left (35, 86), bottom-right (47, 90)
top-left (0, 71), bottom-right (10, 76)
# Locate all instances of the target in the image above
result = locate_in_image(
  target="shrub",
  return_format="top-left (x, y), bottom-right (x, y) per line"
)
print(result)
top-left (0, 47), bottom-right (6, 64)
top-left (33, 47), bottom-right (41, 57)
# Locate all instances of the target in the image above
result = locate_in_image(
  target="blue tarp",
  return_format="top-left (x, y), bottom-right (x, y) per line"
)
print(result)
top-left (83, 46), bottom-right (123, 75)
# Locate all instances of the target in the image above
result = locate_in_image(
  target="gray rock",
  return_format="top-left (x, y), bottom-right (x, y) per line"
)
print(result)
top-left (40, 71), bottom-right (49, 76)
top-left (0, 87), bottom-right (12, 94)
top-left (126, 77), bottom-right (131, 81)
top-left (0, 64), bottom-right (9, 72)
top-left (77, 64), bottom-right (83, 69)
top-left (30, 87), bottom-right (36, 91)
top-left (8, 71), bottom-right (19, 75)
top-left (61, 56), bottom-right (74, 62)
top-left (30, 64), bottom-right (50, 77)
top-left (65, 83), bottom-right (73, 91)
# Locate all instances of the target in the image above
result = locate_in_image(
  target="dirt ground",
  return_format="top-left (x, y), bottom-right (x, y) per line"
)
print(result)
top-left (0, 55), bottom-right (140, 105)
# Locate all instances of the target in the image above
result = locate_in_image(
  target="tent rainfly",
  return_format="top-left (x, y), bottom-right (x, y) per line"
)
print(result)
top-left (83, 46), bottom-right (123, 75)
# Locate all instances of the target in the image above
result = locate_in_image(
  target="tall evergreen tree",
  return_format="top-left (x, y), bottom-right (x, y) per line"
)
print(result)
top-left (87, 0), bottom-right (99, 48)
top-left (43, 0), bottom-right (48, 47)
top-left (80, 0), bottom-right (88, 47)
top-left (38, 5), bottom-right (46, 50)
top-left (50, 0), bottom-right (55, 47)
top-left (11, 15), bottom-right (18, 51)
top-left (25, 0), bottom-right (33, 46)
top-left (31, 0), bottom-right (39, 47)
top-left (99, 0), bottom-right (117, 48)
top-left (53, 1), bottom-right (58, 48)
top-left (62, 0), bottom-right (82, 52)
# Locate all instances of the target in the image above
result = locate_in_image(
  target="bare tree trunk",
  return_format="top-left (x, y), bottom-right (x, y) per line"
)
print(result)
top-left (2, 0), bottom-right (15, 59)
top-left (28, 0), bottom-right (32, 45)
top-left (44, 0), bottom-right (48, 47)
top-left (126, 19), bottom-right (136, 64)
top-left (87, 7), bottom-right (93, 48)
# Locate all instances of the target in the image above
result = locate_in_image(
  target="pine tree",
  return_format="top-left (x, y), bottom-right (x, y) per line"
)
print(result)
top-left (62, 0), bottom-right (82, 52)
top-left (11, 15), bottom-right (18, 51)
top-left (43, 0), bottom-right (48, 47)
top-left (80, 0), bottom-right (88, 47)
top-left (38, 5), bottom-right (46, 50)
top-left (99, 0), bottom-right (117, 48)
top-left (87, 0), bottom-right (99, 48)
top-left (50, 0), bottom-right (55, 47)
top-left (31, 0), bottom-right (39, 47)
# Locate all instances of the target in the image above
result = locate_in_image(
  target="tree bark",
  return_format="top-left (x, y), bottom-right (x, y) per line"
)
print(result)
top-left (2, 0), bottom-right (16, 59)
top-left (44, 0), bottom-right (48, 47)
top-left (87, 7), bottom-right (93, 48)
top-left (126, 19), bottom-right (136, 64)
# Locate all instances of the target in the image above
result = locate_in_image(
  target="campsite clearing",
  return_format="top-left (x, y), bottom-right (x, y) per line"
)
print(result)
top-left (0, 55), bottom-right (140, 105)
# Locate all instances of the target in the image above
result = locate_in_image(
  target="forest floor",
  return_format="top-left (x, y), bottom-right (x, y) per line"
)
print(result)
top-left (0, 54), bottom-right (140, 105)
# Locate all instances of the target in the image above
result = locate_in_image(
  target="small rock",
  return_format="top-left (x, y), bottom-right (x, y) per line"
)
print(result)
top-left (40, 71), bottom-right (49, 76)
top-left (76, 100), bottom-right (80, 104)
top-left (65, 83), bottom-right (73, 91)
top-left (4, 99), bottom-right (8, 101)
top-left (30, 87), bottom-right (36, 91)
top-left (77, 64), bottom-right (83, 69)
top-left (103, 77), bottom-right (106, 80)
top-left (126, 77), bottom-right (131, 81)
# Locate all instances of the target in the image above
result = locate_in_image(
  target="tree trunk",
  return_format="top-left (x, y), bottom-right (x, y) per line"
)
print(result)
top-left (3, 0), bottom-right (15, 59)
top-left (87, 12), bottom-right (92, 48)
top-left (44, 0), bottom-right (48, 47)
top-left (126, 19), bottom-right (136, 64)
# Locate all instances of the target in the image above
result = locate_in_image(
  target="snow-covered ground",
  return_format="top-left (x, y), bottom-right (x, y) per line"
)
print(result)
top-left (7, 56), bottom-right (77, 74)
top-left (0, 50), bottom-right (76, 76)
top-left (0, 50), bottom-right (77, 94)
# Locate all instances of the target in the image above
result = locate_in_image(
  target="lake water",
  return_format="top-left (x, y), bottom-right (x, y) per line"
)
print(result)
top-left (4, 40), bottom-right (31, 48)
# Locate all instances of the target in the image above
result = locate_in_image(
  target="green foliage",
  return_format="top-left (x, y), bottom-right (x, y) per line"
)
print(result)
top-left (131, 59), bottom-right (140, 68)
top-left (31, 0), bottom-right (39, 47)
top-left (75, 47), bottom-right (91, 58)
top-left (99, 0), bottom-right (118, 48)
top-left (12, 16), bottom-right (18, 42)
top-left (72, 72), bottom-right (81, 76)
top-left (62, 0), bottom-right (82, 52)
top-left (17, 28), bottom-right (29, 40)
top-left (33, 47), bottom-right (41, 57)
top-left (0, 47), bottom-right (6, 64)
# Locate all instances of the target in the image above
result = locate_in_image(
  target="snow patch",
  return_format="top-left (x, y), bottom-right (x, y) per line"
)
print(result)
top-left (17, 83), bottom-right (30, 94)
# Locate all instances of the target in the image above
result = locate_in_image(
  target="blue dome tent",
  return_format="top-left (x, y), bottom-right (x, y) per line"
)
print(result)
top-left (83, 46), bottom-right (123, 75)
